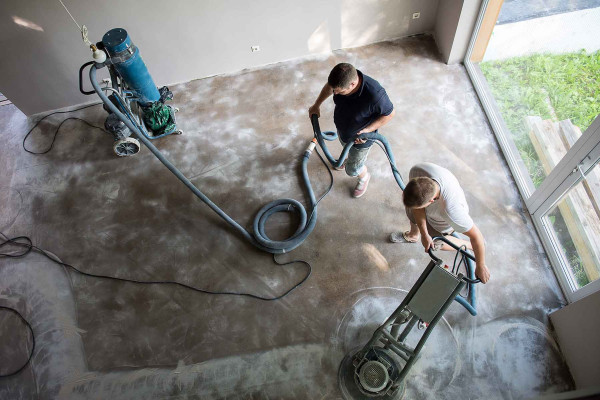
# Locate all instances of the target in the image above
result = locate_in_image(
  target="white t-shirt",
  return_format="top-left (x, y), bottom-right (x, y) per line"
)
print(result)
top-left (409, 163), bottom-right (474, 234)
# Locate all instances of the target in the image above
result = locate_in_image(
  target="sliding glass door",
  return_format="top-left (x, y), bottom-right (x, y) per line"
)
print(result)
top-left (465, 0), bottom-right (600, 302)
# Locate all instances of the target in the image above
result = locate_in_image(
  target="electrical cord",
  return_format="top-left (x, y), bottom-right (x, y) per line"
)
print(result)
top-left (452, 244), bottom-right (471, 298)
top-left (0, 231), bottom-right (312, 378)
top-left (0, 234), bottom-right (316, 302)
top-left (22, 103), bottom-right (105, 154)
top-left (0, 306), bottom-right (34, 378)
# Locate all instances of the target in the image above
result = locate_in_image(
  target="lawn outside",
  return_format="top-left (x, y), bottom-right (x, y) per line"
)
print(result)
top-left (479, 50), bottom-right (600, 288)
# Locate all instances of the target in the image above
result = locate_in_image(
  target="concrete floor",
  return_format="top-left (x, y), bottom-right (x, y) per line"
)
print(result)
top-left (0, 35), bottom-right (574, 399)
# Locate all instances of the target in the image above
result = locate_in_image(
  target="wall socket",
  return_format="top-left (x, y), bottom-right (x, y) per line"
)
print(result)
top-left (251, 45), bottom-right (260, 52)
top-left (412, 12), bottom-right (420, 19)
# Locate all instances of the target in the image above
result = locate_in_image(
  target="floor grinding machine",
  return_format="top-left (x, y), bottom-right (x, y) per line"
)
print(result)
top-left (338, 236), bottom-right (481, 399)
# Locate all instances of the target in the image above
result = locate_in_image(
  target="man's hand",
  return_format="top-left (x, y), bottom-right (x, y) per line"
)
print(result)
top-left (308, 104), bottom-right (320, 118)
top-left (475, 263), bottom-right (490, 284)
top-left (354, 132), bottom-right (367, 144)
top-left (421, 233), bottom-right (434, 252)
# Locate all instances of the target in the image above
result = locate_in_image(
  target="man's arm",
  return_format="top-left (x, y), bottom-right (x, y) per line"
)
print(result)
top-left (358, 109), bottom-right (395, 134)
top-left (413, 207), bottom-right (434, 251)
top-left (462, 224), bottom-right (490, 284)
top-left (355, 109), bottom-right (395, 144)
top-left (308, 83), bottom-right (333, 118)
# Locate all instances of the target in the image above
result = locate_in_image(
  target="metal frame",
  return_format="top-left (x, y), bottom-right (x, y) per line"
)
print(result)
top-left (463, 0), bottom-right (600, 303)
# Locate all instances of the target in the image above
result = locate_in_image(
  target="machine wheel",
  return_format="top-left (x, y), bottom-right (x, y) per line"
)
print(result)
top-left (114, 137), bottom-right (141, 157)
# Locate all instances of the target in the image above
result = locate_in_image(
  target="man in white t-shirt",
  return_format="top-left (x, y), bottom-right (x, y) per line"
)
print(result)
top-left (390, 162), bottom-right (490, 283)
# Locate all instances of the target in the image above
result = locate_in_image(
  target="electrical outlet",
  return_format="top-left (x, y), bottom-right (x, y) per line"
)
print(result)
top-left (251, 45), bottom-right (260, 52)
top-left (412, 12), bottom-right (420, 19)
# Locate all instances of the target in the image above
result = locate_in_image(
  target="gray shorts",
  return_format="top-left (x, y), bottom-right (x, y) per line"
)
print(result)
top-left (405, 207), bottom-right (454, 249)
top-left (340, 139), bottom-right (371, 177)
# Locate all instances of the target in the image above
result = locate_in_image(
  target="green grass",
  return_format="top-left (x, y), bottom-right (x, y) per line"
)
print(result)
top-left (480, 50), bottom-right (600, 187)
top-left (481, 51), bottom-right (600, 289)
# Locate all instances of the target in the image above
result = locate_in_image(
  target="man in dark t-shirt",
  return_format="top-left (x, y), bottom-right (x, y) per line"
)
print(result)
top-left (309, 63), bottom-right (395, 197)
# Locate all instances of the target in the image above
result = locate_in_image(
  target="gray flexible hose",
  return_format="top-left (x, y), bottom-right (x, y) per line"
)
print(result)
top-left (310, 115), bottom-right (405, 190)
top-left (91, 64), bottom-right (318, 254)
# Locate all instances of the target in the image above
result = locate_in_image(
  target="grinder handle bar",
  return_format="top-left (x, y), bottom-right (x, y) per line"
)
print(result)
top-left (428, 236), bottom-right (481, 284)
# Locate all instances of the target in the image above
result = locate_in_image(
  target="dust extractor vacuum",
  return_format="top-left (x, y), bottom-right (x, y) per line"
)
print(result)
top-left (79, 28), bottom-right (182, 157)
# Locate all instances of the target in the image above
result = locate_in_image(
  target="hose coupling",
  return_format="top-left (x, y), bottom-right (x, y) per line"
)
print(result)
top-left (306, 138), bottom-right (317, 154)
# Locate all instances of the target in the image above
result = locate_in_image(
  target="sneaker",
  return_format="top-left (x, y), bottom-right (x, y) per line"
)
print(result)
top-left (353, 173), bottom-right (371, 198)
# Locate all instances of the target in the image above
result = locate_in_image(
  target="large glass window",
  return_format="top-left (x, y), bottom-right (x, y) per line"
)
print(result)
top-left (544, 163), bottom-right (600, 290)
top-left (465, 0), bottom-right (600, 302)
top-left (480, 52), bottom-right (599, 188)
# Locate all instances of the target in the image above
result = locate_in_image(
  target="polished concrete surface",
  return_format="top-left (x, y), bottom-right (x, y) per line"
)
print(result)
top-left (0, 35), bottom-right (574, 399)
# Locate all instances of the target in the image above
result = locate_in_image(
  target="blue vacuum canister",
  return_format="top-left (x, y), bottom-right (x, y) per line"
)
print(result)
top-left (102, 28), bottom-right (160, 104)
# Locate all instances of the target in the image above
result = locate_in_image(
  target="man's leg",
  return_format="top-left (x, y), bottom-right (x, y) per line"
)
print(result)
top-left (404, 208), bottom-right (420, 242)
top-left (345, 145), bottom-right (372, 198)
top-left (390, 208), bottom-right (442, 243)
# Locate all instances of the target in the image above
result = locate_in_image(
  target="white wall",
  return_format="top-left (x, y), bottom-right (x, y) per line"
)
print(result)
top-left (434, 0), bottom-right (482, 64)
top-left (0, 0), bottom-right (439, 115)
top-left (550, 290), bottom-right (600, 389)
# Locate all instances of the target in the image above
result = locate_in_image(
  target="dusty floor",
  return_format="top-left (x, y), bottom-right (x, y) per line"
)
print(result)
top-left (0, 35), bottom-right (574, 399)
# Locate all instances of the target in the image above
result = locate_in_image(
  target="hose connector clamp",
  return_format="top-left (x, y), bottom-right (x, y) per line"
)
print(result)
top-left (306, 138), bottom-right (317, 154)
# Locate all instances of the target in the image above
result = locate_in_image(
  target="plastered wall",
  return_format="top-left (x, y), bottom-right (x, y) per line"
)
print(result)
top-left (0, 0), bottom-right (439, 115)
top-left (550, 290), bottom-right (600, 389)
top-left (434, 0), bottom-right (482, 64)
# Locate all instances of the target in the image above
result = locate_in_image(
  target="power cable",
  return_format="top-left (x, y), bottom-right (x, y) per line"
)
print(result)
top-left (22, 103), bottom-right (105, 154)
top-left (0, 230), bottom-right (312, 378)
top-left (0, 306), bottom-right (34, 378)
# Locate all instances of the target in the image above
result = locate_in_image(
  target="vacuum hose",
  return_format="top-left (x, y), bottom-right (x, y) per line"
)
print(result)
top-left (310, 114), bottom-right (406, 190)
top-left (90, 64), bottom-right (317, 254)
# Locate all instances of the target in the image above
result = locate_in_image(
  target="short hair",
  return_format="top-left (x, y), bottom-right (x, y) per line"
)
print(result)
top-left (328, 63), bottom-right (358, 89)
top-left (403, 177), bottom-right (437, 208)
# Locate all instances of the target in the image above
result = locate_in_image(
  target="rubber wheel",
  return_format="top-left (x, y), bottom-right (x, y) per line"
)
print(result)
top-left (113, 137), bottom-right (141, 157)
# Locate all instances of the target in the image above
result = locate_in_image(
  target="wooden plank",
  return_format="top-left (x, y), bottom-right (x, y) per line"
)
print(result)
top-left (559, 120), bottom-right (600, 220)
top-left (470, 0), bottom-right (505, 63)
top-left (527, 117), bottom-right (600, 282)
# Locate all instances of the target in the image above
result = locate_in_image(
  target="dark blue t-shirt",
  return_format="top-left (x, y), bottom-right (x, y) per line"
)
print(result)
top-left (333, 70), bottom-right (394, 149)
